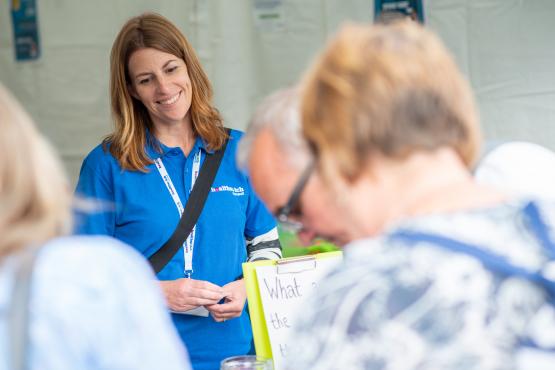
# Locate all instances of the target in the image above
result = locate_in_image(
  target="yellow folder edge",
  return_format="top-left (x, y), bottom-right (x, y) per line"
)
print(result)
top-left (242, 251), bottom-right (343, 358)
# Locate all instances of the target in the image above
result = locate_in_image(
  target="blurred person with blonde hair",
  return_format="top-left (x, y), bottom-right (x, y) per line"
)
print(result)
top-left (0, 84), bottom-right (191, 370)
top-left (75, 13), bottom-right (280, 370)
top-left (245, 21), bottom-right (555, 370)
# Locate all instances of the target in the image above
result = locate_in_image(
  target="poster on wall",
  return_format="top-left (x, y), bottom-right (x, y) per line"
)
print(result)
top-left (374, 0), bottom-right (424, 24)
top-left (252, 0), bottom-right (285, 32)
top-left (10, 0), bottom-right (41, 61)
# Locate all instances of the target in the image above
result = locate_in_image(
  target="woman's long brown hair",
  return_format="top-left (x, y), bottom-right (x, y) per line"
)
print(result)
top-left (106, 12), bottom-right (227, 171)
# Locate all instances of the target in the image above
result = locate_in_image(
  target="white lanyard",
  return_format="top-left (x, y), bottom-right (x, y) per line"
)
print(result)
top-left (154, 150), bottom-right (202, 278)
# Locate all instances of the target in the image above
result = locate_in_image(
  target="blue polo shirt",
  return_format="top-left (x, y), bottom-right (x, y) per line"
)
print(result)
top-left (75, 129), bottom-right (276, 370)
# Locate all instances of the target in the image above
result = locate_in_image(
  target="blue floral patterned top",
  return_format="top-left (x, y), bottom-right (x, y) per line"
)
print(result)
top-left (285, 200), bottom-right (555, 370)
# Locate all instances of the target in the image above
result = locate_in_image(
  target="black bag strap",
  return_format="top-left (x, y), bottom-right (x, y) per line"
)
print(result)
top-left (149, 129), bottom-right (231, 274)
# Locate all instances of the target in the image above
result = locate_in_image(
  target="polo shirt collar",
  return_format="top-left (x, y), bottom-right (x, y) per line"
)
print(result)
top-left (145, 129), bottom-right (213, 160)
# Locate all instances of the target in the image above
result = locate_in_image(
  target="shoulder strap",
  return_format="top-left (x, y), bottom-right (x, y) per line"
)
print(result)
top-left (390, 229), bottom-right (555, 298)
top-left (389, 202), bottom-right (555, 298)
top-left (149, 129), bottom-right (231, 274)
top-left (10, 246), bottom-right (40, 370)
top-left (388, 202), bottom-right (555, 352)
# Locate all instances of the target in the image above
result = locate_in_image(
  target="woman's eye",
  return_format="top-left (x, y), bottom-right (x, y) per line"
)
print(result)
top-left (138, 78), bottom-right (150, 85)
top-left (167, 66), bottom-right (178, 73)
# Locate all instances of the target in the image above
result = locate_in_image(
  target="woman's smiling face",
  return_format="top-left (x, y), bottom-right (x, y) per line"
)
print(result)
top-left (127, 47), bottom-right (193, 128)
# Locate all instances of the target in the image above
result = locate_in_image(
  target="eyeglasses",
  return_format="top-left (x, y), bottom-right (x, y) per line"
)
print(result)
top-left (274, 161), bottom-right (314, 233)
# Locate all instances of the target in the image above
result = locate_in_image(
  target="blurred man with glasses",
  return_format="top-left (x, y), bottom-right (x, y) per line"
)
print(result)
top-left (237, 87), bottom-right (356, 246)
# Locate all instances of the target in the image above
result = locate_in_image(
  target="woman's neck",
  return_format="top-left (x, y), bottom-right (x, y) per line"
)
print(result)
top-left (346, 149), bottom-right (506, 238)
top-left (152, 120), bottom-right (196, 156)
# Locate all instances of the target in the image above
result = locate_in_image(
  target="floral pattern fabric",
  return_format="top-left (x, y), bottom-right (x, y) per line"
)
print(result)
top-left (285, 200), bottom-right (555, 370)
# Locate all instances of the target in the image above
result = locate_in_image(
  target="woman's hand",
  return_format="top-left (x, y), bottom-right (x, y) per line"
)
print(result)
top-left (205, 279), bottom-right (247, 322)
top-left (159, 278), bottom-right (226, 312)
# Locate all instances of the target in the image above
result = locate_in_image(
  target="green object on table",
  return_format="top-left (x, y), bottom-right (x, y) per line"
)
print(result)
top-left (278, 227), bottom-right (339, 257)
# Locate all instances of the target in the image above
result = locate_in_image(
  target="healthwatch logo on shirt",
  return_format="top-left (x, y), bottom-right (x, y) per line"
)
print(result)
top-left (211, 185), bottom-right (245, 196)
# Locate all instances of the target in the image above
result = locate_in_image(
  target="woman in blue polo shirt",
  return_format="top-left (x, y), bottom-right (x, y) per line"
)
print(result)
top-left (75, 13), bottom-right (281, 370)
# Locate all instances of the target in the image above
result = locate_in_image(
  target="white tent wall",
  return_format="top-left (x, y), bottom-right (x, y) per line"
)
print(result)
top-left (0, 0), bottom-right (554, 184)
top-left (427, 0), bottom-right (555, 152)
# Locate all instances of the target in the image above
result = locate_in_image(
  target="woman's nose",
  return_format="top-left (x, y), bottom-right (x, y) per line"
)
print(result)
top-left (156, 76), bottom-right (171, 94)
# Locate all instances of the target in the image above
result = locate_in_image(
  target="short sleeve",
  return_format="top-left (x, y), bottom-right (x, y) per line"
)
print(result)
top-left (227, 128), bottom-right (277, 239)
top-left (74, 145), bottom-right (116, 236)
top-left (243, 175), bottom-right (277, 238)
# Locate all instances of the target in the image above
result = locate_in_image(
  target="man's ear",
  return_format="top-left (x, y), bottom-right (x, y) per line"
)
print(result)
top-left (128, 83), bottom-right (139, 100)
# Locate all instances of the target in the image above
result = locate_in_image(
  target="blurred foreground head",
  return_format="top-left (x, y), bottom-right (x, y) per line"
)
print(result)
top-left (301, 21), bottom-right (481, 184)
top-left (0, 84), bottom-right (71, 258)
top-left (293, 21), bottom-right (490, 238)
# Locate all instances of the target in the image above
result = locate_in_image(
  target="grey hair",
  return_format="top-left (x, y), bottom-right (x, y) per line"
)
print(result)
top-left (237, 86), bottom-right (311, 171)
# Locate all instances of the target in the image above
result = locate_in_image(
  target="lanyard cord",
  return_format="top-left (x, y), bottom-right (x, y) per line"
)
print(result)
top-left (154, 150), bottom-right (202, 277)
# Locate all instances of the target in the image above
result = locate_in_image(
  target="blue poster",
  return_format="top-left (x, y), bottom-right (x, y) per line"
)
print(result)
top-left (10, 0), bottom-right (41, 61)
top-left (374, 0), bottom-right (424, 24)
